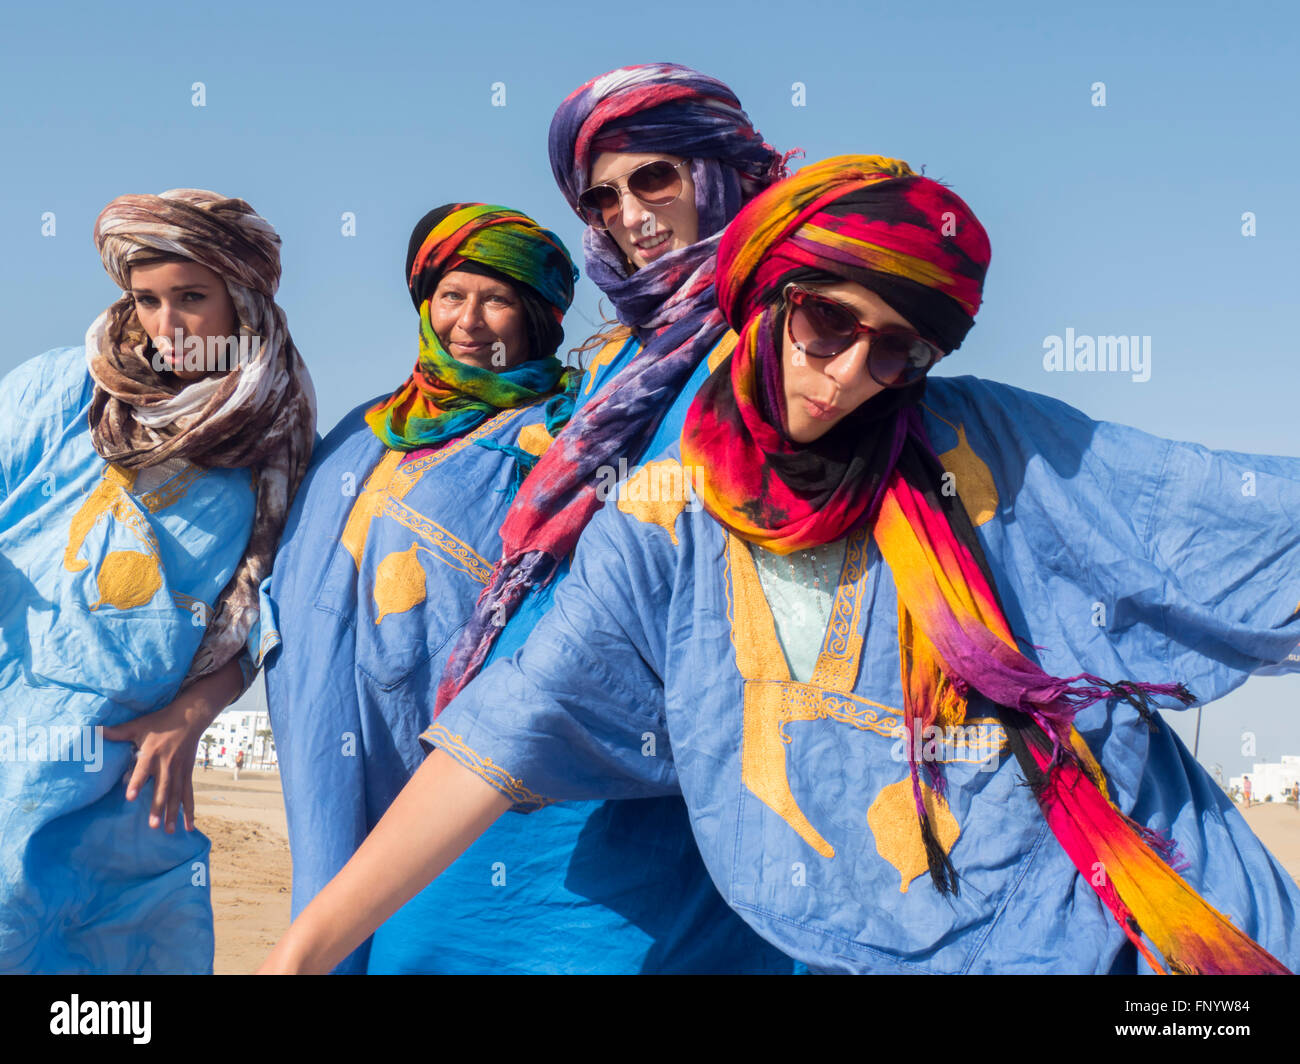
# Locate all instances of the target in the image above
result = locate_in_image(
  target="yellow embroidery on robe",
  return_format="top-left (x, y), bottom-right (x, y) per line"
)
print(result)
top-left (706, 330), bottom-right (739, 373)
top-left (341, 407), bottom-right (529, 566)
top-left (808, 531), bottom-right (870, 692)
top-left (379, 497), bottom-right (493, 584)
top-left (924, 407), bottom-right (998, 528)
top-left (775, 682), bottom-right (903, 740)
top-left (374, 543), bottom-right (428, 623)
top-left (65, 464), bottom-right (169, 612)
top-left (424, 722), bottom-right (554, 811)
top-left (516, 423), bottom-right (554, 458)
top-left (616, 459), bottom-right (691, 546)
top-left (64, 465), bottom-right (135, 573)
top-left (728, 530), bottom-right (996, 858)
top-left (139, 465), bottom-right (205, 513)
top-left (341, 450), bottom-right (404, 567)
top-left (91, 550), bottom-right (162, 611)
top-left (775, 686), bottom-right (1007, 761)
top-left (867, 778), bottom-right (961, 893)
top-left (581, 335), bottom-right (629, 396)
top-left (728, 534), bottom-right (836, 857)
top-left (730, 531), bottom-right (879, 857)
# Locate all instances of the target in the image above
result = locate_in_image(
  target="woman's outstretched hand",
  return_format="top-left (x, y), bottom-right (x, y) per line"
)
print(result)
top-left (103, 657), bottom-right (244, 833)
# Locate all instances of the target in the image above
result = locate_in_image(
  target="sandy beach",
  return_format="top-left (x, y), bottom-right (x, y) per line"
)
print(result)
top-left (1239, 802), bottom-right (1300, 888)
top-left (194, 769), bottom-right (292, 975)
top-left (196, 770), bottom-right (1300, 975)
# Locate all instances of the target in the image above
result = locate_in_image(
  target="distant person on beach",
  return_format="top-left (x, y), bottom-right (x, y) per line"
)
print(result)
top-left (0, 189), bottom-right (315, 974)
top-left (1244, 776), bottom-right (1253, 808)
top-left (265, 155), bottom-right (1300, 977)
top-left (234, 748), bottom-right (245, 782)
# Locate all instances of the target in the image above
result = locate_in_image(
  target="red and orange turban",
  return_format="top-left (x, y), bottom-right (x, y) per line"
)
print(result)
top-left (683, 155), bottom-right (1288, 975)
top-left (716, 154), bottom-right (989, 355)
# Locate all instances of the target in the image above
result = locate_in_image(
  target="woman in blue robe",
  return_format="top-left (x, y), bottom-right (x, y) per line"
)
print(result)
top-left (262, 155), bottom-right (1299, 976)
top-left (0, 189), bottom-right (315, 974)
top-left (265, 199), bottom-right (787, 973)
top-left (437, 61), bottom-right (792, 691)
top-left (266, 65), bottom-right (797, 975)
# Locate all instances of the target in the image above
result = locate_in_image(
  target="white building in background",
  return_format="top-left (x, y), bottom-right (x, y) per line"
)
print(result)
top-left (1230, 755), bottom-right (1300, 802)
top-left (199, 678), bottom-right (276, 769)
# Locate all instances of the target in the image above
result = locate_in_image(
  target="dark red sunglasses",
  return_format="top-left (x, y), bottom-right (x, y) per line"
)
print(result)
top-left (783, 283), bottom-right (942, 388)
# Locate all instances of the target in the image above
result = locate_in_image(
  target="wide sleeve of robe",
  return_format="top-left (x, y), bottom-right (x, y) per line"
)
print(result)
top-left (427, 496), bottom-right (682, 807)
top-left (0, 348), bottom-right (91, 501)
top-left (426, 381), bottom-right (1300, 973)
top-left (918, 377), bottom-right (1300, 702)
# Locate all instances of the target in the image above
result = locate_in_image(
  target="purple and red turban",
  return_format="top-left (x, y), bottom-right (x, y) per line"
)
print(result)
top-left (548, 61), bottom-right (789, 315)
top-left (434, 63), bottom-right (787, 713)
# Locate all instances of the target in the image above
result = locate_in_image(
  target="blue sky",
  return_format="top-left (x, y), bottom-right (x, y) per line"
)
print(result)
top-left (2, 0), bottom-right (1297, 778)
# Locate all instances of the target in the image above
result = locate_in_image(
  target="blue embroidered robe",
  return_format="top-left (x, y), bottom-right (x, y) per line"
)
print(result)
top-left (0, 348), bottom-right (270, 974)
top-left (266, 340), bottom-right (790, 973)
top-left (431, 374), bottom-right (1300, 974)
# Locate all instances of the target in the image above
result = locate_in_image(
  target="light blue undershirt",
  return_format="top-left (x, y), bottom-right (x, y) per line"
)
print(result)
top-left (751, 538), bottom-right (849, 682)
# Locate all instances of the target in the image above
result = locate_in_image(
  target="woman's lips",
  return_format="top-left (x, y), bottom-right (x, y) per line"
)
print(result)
top-left (153, 337), bottom-right (181, 368)
top-left (633, 230), bottom-right (673, 263)
top-left (803, 396), bottom-right (843, 421)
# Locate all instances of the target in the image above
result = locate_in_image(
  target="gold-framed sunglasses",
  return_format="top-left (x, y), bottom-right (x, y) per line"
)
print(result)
top-left (577, 160), bottom-right (690, 230)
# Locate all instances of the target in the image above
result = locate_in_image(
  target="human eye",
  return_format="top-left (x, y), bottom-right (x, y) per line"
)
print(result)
top-left (807, 296), bottom-right (857, 337)
top-left (133, 294), bottom-right (159, 307)
top-left (181, 290), bottom-right (207, 303)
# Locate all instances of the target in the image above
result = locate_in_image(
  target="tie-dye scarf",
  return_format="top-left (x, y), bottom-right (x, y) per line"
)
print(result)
top-left (89, 188), bottom-right (317, 684)
top-left (365, 203), bottom-right (578, 451)
top-left (435, 63), bottom-right (789, 712)
top-left (682, 155), bottom-right (1288, 974)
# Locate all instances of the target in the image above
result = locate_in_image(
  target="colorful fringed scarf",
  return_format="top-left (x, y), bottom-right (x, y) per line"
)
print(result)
top-left (365, 203), bottom-right (578, 452)
top-left (682, 154), bottom-right (1289, 975)
top-left (89, 189), bottom-right (317, 684)
top-left (434, 63), bottom-right (789, 713)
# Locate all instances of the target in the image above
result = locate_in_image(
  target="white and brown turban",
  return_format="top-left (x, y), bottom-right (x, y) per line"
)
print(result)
top-left (87, 188), bottom-right (316, 684)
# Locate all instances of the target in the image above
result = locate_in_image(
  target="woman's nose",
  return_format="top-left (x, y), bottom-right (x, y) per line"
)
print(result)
top-left (619, 190), bottom-right (651, 235)
top-left (156, 302), bottom-right (182, 340)
top-left (824, 338), bottom-right (871, 386)
top-left (457, 296), bottom-right (486, 331)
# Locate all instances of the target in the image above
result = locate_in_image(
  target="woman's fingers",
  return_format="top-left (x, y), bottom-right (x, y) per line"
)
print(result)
top-left (124, 745), bottom-right (151, 803)
top-left (150, 762), bottom-right (170, 830)
top-left (100, 722), bottom-right (132, 743)
top-left (182, 772), bottom-right (196, 833)
top-left (106, 707), bottom-right (206, 832)
top-left (164, 767), bottom-right (179, 833)
top-left (164, 764), bottom-right (185, 833)
top-left (106, 721), bottom-right (143, 793)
